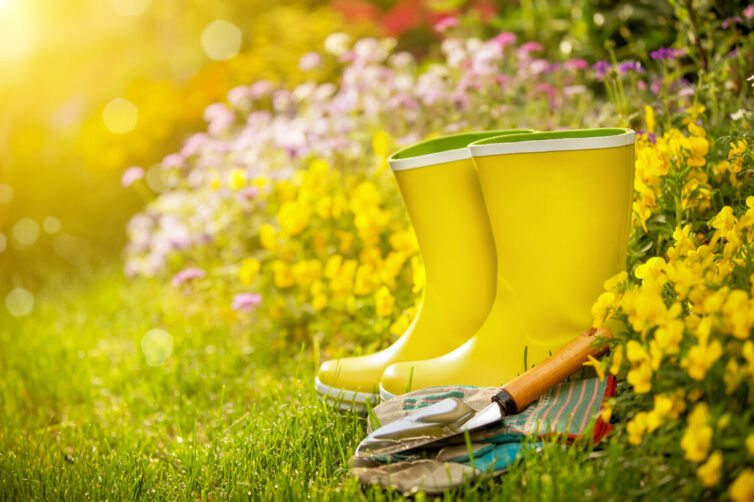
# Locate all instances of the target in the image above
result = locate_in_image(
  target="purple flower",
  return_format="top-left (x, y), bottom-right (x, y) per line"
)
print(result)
top-left (171, 267), bottom-right (205, 287)
top-left (298, 51), bottom-right (322, 71)
top-left (592, 60), bottom-right (612, 79)
top-left (121, 166), bottom-right (144, 187)
top-left (745, 4), bottom-right (754, 20)
top-left (618, 61), bottom-right (644, 74)
top-left (492, 31), bottom-right (517, 48)
top-left (722, 16), bottom-right (742, 29)
top-left (650, 47), bottom-right (684, 61)
top-left (232, 293), bottom-right (262, 312)
top-left (433, 16), bottom-right (459, 34)
top-left (565, 58), bottom-right (588, 71)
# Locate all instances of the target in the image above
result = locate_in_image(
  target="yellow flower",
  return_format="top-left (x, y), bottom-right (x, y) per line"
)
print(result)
top-left (644, 105), bottom-right (655, 134)
top-left (389, 229), bottom-right (419, 254)
top-left (349, 181), bottom-right (381, 214)
top-left (591, 291), bottom-right (616, 328)
top-left (275, 180), bottom-right (297, 202)
top-left (654, 319), bottom-right (684, 354)
top-left (390, 314), bottom-right (411, 336)
top-left (330, 259), bottom-right (357, 298)
top-left (312, 293), bottom-right (328, 312)
top-left (697, 450), bottom-right (722, 487)
top-left (627, 411), bottom-right (648, 445)
top-left (685, 339), bottom-right (722, 381)
top-left (609, 344), bottom-right (623, 375)
top-left (238, 258), bottom-right (261, 286)
top-left (634, 256), bottom-right (667, 286)
top-left (728, 140), bottom-right (747, 174)
top-left (210, 171), bottom-right (221, 191)
top-left (259, 224), bottom-right (277, 251)
top-left (746, 434), bottom-right (754, 456)
top-left (686, 135), bottom-right (709, 167)
top-left (722, 290), bottom-right (753, 339)
top-left (271, 260), bottom-right (295, 289)
top-left (372, 130), bottom-right (391, 158)
top-left (324, 255), bottom-right (343, 279)
top-left (315, 196), bottom-right (332, 219)
top-left (582, 354), bottom-right (606, 381)
top-left (353, 264), bottom-right (380, 296)
top-left (306, 159), bottom-right (331, 186)
top-left (680, 403), bottom-right (713, 462)
top-left (603, 271), bottom-right (628, 292)
top-left (600, 400), bottom-right (613, 423)
top-left (730, 468), bottom-right (754, 502)
top-left (228, 168), bottom-right (247, 190)
top-left (627, 359), bottom-right (652, 394)
top-left (292, 260), bottom-right (322, 285)
top-left (277, 201), bottom-right (311, 235)
top-left (646, 393), bottom-right (673, 432)
top-left (375, 286), bottom-right (395, 317)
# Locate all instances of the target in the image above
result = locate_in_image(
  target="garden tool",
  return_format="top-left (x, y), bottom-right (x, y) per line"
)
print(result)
top-left (379, 128), bottom-right (635, 399)
top-left (352, 374), bottom-right (616, 494)
top-left (357, 326), bottom-right (611, 457)
top-left (315, 129), bottom-right (533, 410)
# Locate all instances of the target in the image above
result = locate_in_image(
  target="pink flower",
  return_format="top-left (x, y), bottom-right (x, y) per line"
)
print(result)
top-left (517, 41), bottom-right (543, 55)
top-left (238, 186), bottom-right (258, 200)
top-left (433, 16), bottom-right (458, 34)
top-left (121, 166), bottom-right (144, 187)
top-left (535, 82), bottom-right (557, 99)
top-left (298, 52), bottom-right (322, 71)
top-left (162, 153), bottom-right (185, 169)
top-left (744, 4), bottom-right (754, 20)
top-left (492, 31), bottom-right (517, 48)
top-left (171, 267), bottom-right (205, 287)
top-left (565, 58), bottom-right (588, 71)
top-left (232, 293), bottom-right (262, 312)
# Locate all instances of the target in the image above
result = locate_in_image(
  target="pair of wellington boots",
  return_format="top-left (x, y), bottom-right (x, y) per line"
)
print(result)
top-left (315, 128), bottom-right (635, 410)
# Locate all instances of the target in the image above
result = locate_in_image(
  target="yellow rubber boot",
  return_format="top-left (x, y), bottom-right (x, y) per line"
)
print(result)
top-left (380, 128), bottom-right (635, 398)
top-left (316, 130), bottom-right (532, 410)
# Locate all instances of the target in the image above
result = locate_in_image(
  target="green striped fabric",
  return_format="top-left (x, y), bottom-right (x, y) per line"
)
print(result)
top-left (402, 377), bottom-right (615, 440)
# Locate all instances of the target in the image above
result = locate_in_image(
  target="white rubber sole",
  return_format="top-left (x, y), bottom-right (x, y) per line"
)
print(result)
top-left (379, 383), bottom-right (398, 402)
top-left (315, 376), bottom-right (380, 412)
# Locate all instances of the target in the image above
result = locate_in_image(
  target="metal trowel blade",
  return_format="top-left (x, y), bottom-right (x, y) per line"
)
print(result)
top-left (355, 396), bottom-right (503, 458)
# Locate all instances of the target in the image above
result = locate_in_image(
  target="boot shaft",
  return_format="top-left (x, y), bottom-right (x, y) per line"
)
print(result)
top-left (470, 129), bottom-right (635, 351)
top-left (388, 130), bottom-right (531, 330)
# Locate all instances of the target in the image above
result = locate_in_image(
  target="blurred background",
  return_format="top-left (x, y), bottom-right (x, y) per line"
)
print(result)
top-left (0, 0), bottom-right (693, 287)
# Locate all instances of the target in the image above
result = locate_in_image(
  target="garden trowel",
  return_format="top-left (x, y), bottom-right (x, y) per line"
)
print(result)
top-left (355, 327), bottom-right (612, 458)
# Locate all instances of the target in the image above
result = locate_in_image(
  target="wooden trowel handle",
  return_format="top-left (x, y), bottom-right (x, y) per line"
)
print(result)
top-left (492, 327), bottom-right (613, 415)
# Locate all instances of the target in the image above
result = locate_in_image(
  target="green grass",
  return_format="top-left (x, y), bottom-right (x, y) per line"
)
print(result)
top-left (0, 269), bottom-right (689, 500)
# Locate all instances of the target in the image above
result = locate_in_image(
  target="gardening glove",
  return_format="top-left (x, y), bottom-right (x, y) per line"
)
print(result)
top-left (351, 376), bottom-right (616, 494)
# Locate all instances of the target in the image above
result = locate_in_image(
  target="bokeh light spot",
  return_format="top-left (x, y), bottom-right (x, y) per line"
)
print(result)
top-left (109, 0), bottom-right (151, 17)
top-left (0, 233), bottom-right (6, 253)
top-left (201, 20), bottom-right (242, 61)
top-left (0, 184), bottom-right (13, 204)
top-left (102, 98), bottom-right (138, 134)
top-left (12, 217), bottom-right (40, 246)
top-left (6, 288), bottom-right (34, 317)
top-left (43, 216), bottom-right (61, 234)
top-left (141, 328), bottom-right (174, 366)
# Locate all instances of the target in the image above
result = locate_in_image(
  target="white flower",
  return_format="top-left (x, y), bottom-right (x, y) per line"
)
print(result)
top-left (324, 32), bottom-right (350, 56)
